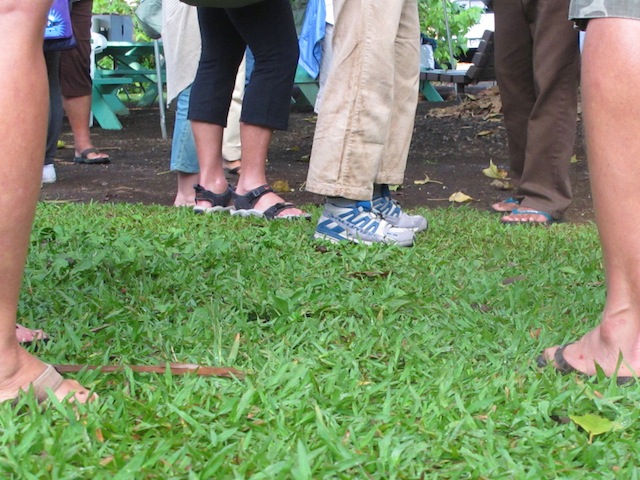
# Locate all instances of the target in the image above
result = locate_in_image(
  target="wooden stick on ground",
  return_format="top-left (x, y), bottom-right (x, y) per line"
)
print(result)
top-left (53, 363), bottom-right (245, 379)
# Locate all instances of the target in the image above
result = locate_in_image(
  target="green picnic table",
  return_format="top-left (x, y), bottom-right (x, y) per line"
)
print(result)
top-left (92, 41), bottom-right (166, 131)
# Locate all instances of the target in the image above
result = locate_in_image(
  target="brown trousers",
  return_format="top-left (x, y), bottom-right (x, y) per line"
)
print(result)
top-left (494, 0), bottom-right (580, 219)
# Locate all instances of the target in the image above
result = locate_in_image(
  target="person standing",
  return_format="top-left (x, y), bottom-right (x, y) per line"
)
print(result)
top-left (61, 0), bottom-right (111, 166)
top-left (539, 3), bottom-right (640, 379)
top-left (162, 0), bottom-right (245, 207)
top-left (189, 0), bottom-right (309, 219)
top-left (0, 0), bottom-right (93, 404)
top-left (304, 0), bottom-right (427, 246)
top-left (491, 0), bottom-right (580, 224)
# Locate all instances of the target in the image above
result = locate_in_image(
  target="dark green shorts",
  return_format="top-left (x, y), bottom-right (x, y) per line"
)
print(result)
top-left (570, 0), bottom-right (640, 30)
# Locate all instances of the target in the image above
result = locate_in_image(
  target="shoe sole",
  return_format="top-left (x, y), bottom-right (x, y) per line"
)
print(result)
top-left (193, 206), bottom-right (235, 214)
top-left (313, 231), bottom-right (414, 247)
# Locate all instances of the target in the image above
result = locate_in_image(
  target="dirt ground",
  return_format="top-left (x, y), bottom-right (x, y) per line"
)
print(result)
top-left (41, 83), bottom-right (594, 224)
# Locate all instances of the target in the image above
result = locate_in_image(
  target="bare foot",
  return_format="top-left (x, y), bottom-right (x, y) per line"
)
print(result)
top-left (15, 323), bottom-right (48, 343)
top-left (541, 324), bottom-right (640, 378)
top-left (491, 198), bottom-right (520, 212)
top-left (74, 147), bottom-right (110, 164)
top-left (173, 197), bottom-right (196, 207)
top-left (501, 208), bottom-right (554, 225)
top-left (0, 347), bottom-right (96, 404)
top-left (234, 186), bottom-right (308, 219)
top-left (250, 190), bottom-right (307, 218)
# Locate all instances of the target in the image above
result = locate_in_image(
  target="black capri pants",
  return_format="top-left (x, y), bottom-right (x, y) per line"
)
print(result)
top-left (188, 0), bottom-right (299, 131)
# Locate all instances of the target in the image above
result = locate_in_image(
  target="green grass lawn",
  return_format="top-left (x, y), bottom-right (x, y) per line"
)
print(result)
top-left (2, 202), bottom-right (638, 479)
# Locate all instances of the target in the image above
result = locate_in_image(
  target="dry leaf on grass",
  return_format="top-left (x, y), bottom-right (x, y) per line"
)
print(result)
top-left (570, 414), bottom-right (623, 444)
top-left (448, 191), bottom-right (473, 203)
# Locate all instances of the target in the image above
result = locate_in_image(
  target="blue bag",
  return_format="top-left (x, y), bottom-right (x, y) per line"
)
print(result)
top-left (44, 0), bottom-right (77, 52)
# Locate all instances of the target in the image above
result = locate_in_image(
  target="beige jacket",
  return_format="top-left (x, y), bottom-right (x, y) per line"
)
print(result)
top-left (161, 0), bottom-right (201, 106)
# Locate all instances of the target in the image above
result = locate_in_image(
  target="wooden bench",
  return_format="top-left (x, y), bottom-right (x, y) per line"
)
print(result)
top-left (420, 30), bottom-right (495, 98)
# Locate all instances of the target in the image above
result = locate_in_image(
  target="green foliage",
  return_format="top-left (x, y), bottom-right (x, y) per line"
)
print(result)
top-left (92, 0), bottom-right (134, 15)
top-left (92, 0), bottom-right (154, 42)
top-left (93, 0), bottom-right (483, 66)
top-left (418, 0), bottom-right (483, 66)
top-left (3, 202), bottom-right (640, 477)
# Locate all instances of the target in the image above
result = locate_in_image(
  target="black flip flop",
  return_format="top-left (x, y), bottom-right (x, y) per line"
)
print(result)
top-left (74, 147), bottom-right (110, 165)
top-left (537, 344), bottom-right (633, 385)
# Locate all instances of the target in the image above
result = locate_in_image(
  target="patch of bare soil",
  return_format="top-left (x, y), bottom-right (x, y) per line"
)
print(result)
top-left (41, 83), bottom-right (593, 223)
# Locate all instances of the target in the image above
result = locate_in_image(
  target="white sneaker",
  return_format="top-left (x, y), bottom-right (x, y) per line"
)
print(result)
top-left (372, 185), bottom-right (428, 232)
top-left (314, 200), bottom-right (415, 247)
top-left (42, 164), bottom-right (57, 184)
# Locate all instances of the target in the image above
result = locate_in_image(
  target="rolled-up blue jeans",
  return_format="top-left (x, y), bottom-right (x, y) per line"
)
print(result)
top-left (170, 86), bottom-right (199, 174)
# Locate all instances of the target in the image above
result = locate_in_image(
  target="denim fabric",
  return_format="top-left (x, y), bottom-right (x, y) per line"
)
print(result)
top-left (298, 0), bottom-right (326, 78)
top-left (170, 86), bottom-right (199, 174)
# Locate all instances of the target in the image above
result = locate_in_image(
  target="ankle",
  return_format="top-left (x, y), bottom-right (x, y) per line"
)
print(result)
top-left (599, 309), bottom-right (640, 347)
top-left (0, 347), bottom-right (45, 400)
top-left (197, 179), bottom-right (230, 196)
top-left (326, 196), bottom-right (361, 207)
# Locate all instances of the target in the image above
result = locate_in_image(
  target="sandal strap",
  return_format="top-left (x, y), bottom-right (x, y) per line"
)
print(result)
top-left (263, 202), bottom-right (296, 219)
top-left (232, 184), bottom-right (273, 210)
top-left (79, 147), bottom-right (99, 157)
top-left (194, 184), bottom-right (233, 208)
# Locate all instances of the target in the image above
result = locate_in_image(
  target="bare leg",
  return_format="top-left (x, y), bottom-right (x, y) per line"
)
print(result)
top-left (174, 172), bottom-right (200, 207)
top-left (235, 123), bottom-right (305, 216)
top-left (191, 120), bottom-right (228, 205)
top-left (541, 18), bottom-right (640, 377)
top-left (63, 94), bottom-right (109, 162)
top-left (193, 121), bottom-right (306, 216)
top-left (0, 1), bottom-right (93, 403)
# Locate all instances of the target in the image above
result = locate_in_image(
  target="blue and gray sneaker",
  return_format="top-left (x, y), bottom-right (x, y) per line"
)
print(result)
top-left (372, 185), bottom-right (428, 232)
top-left (314, 200), bottom-right (415, 246)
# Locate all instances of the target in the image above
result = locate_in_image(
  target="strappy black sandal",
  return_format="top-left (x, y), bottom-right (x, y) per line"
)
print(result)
top-left (231, 184), bottom-right (310, 220)
top-left (193, 184), bottom-right (234, 214)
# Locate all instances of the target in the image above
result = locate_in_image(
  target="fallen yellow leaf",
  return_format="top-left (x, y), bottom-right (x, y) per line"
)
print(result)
top-left (477, 130), bottom-right (495, 137)
top-left (570, 154), bottom-right (579, 163)
top-left (482, 160), bottom-right (509, 179)
top-left (414, 174), bottom-right (443, 185)
top-left (490, 179), bottom-right (514, 190)
top-left (448, 191), bottom-right (473, 203)
top-left (569, 413), bottom-right (623, 444)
